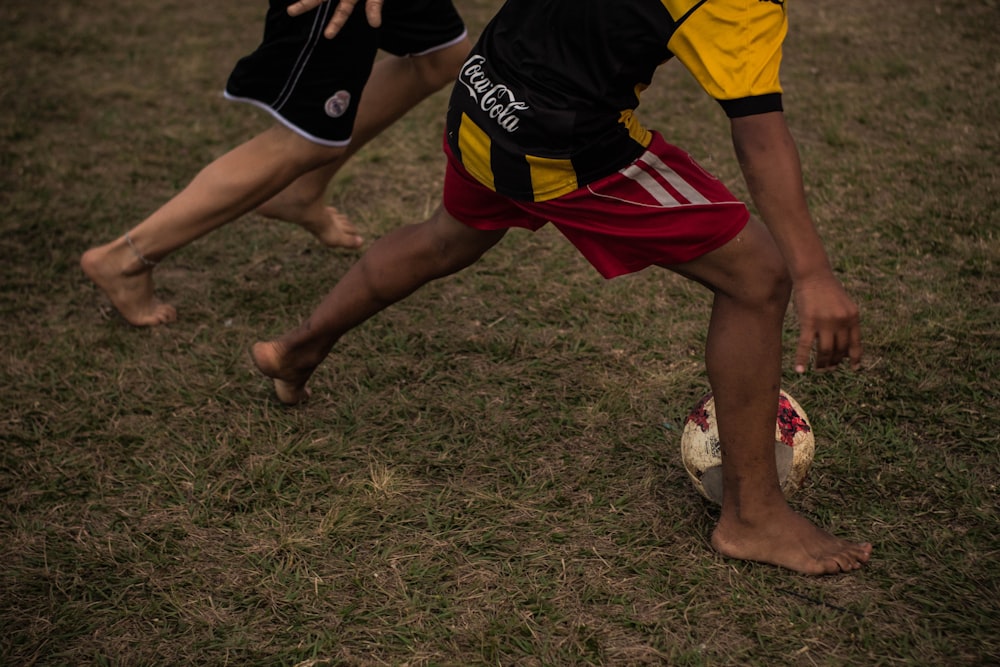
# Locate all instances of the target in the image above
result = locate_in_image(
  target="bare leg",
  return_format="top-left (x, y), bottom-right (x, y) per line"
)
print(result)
top-left (251, 205), bottom-right (504, 404)
top-left (81, 126), bottom-right (346, 326)
top-left (668, 220), bottom-right (872, 574)
top-left (82, 39), bottom-right (471, 327)
top-left (256, 38), bottom-right (473, 244)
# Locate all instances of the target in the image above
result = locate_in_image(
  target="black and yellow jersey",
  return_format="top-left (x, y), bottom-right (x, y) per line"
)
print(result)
top-left (446, 0), bottom-right (788, 202)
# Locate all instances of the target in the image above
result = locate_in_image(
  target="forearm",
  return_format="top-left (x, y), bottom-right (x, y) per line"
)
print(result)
top-left (731, 112), bottom-right (833, 283)
top-left (731, 111), bottom-right (862, 371)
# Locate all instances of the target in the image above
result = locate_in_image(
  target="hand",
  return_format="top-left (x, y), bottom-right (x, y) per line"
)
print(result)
top-left (792, 275), bottom-right (863, 373)
top-left (286, 0), bottom-right (383, 39)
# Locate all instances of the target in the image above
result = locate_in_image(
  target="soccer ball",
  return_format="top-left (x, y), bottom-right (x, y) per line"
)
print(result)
top-left (679, 390), bottom-right (815, 504)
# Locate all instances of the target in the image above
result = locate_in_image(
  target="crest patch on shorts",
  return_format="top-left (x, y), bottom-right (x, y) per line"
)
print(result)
top-left (324, 91), bottom-right (352, 118)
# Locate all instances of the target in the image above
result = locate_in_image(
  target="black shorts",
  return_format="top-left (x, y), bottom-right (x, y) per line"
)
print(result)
top-left (224, 0), bottom-right (466, 146)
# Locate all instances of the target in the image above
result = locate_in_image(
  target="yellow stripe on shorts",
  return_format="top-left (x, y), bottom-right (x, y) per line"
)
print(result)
top-left (525, 154), bottom-right (578, 201)
top-left (457, 114), bottom-right (495, 191)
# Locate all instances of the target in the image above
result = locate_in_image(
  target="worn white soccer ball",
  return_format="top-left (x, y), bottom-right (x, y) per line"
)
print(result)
top-left (680, 390), bottom-right (815, 504)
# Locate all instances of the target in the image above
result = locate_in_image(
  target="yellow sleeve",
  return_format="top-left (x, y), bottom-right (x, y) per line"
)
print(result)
top-left (665, 0), bottom-right (787, 104)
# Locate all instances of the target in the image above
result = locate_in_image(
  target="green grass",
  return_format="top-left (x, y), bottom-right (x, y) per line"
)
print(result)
top-left (2, 0), bottom-right (998, 665)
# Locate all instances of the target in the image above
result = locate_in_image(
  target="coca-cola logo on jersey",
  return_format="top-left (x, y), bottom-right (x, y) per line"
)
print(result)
top-left (457, 55), bottom-right (529, 133)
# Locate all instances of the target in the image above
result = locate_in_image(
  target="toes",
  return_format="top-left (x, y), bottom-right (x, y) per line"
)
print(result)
top-left (156, 305), bottom-right (177, 324)
top-left (133, 303), bottom-right (176, 327)
top-left (328, 207), bottom-right (364, 248)
top-left (274, 380), bottom-right (310, 406)
top-left (249, 343), bottom-right (311, 405)
top-left (824, 542), bottom-right (872, 574)
top-left (126, 305), bottom-right (174, 327)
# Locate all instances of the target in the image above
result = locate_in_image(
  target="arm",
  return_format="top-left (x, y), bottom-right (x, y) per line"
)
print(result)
top-left (731, 111), bottom-right (863, 373)
top-left (286, 0), bottom-right (383, 39)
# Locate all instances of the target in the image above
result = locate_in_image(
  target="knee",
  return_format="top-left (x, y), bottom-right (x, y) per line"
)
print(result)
top-left (355, 208), bottom-right (487, 304)
top-left (746, 257), bottom-right (792, 312)
top-left (423, 207), bottom-right (503, 274)
top-left (422, 214), bottom-right (477, 273)
top-left (269, 126), bottom-right (349, 170)
top-left (295, 142), bottom-right (349, 172)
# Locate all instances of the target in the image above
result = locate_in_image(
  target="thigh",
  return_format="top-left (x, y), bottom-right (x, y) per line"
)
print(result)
top-left (664, 217), bottom-right (788, 302)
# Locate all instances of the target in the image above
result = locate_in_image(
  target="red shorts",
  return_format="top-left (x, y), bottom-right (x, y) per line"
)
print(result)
top-left (442, 132), bottom-right (749, 278)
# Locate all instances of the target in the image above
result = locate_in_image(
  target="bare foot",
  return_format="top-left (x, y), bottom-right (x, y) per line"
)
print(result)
top-left (80, 243), bottom-right (177, 327)
top-left (250, 341), bottom-right (313, 405)
top-left (711, 505), bottom-right (872, 575)
top-left (257, 201), bottom-right (364, 250)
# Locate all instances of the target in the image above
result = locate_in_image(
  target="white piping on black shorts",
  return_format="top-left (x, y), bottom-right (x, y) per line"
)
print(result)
top-left (271, 1), bottom-right (334, 110)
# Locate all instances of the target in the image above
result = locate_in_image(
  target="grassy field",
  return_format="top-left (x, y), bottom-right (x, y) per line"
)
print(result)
top-left (2, 0), bottom-right (998, 665)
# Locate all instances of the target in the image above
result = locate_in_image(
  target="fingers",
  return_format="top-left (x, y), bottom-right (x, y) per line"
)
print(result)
top-left (794, 328), bottom-right (813, 374)
top-left (824, 303), bottom-right (862, 371)
top-left (364, 0), bottom-right (383, 28)
top-left (321, 0), bottom-right (382, 38)
top-left (321, 0), bottom-right (360, 38)
top-left (323, 0), bottom-right (381, 38)
top-left (795, 318), bottom-right (863, 373)
top-left (847, 322), bottom-right (864, 370)
top-left (792, 278), bottom-right (863, 373)
top-left (286, 0), bottom-right (382, 38)
top-left (287, 0), bottom-right (326, 18)
top-left (814, 328), bottom-right (836, 370)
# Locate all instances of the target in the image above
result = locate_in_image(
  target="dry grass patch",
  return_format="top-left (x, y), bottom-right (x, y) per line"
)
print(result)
top-left (2, 0), bottom-right (998, 665)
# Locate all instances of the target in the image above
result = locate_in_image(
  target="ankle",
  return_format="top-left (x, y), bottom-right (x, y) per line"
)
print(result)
top-left (285, 342), bottom-right (329, 374)
top-left (719, 489), bottom-right (791, 526)
top-left (120, 232), bottom-right (159, 275)
top-left (81, 240), bottom-right (151, 278)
